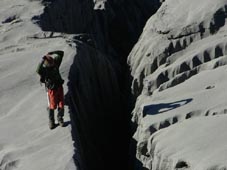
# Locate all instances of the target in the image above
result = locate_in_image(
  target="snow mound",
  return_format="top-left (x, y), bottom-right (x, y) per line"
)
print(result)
top-left (148, 115), bottom-right (227, 170)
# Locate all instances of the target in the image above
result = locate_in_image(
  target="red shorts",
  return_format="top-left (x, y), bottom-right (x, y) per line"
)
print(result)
top-left (47, 86), bottom-right (64, 110)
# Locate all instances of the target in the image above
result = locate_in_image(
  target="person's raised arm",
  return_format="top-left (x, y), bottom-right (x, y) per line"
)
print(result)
top-left (48, 50), bottom-right (64, 68)
top-left (36, 57), bottom-right (46, 83)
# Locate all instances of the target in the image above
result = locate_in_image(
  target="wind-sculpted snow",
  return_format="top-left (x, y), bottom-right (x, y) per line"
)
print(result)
top-left (148, 115), bottom-right (227, 170)
top-left (129, 0), bottom-right (227, 96)
top-left (128, 0), bottom-right (227, 169)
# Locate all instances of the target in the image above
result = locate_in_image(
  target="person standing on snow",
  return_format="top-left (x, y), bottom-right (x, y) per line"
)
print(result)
top-left (36, 50), bottom-right (65, 129)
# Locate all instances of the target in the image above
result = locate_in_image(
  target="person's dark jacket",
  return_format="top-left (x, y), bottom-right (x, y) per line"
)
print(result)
top-left (36, 51), bottom-right (64, 90)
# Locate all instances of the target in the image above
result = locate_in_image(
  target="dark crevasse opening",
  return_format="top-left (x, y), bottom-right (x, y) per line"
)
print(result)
top-left (34, 0), bottom-right (161, 169)
top-left (67, 41), bottom-right (129, 170)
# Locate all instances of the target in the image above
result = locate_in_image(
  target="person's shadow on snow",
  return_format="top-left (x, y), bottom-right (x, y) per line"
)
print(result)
top-left (62, 121), bottom-right (71, 127)
top-left (143, 98), bottom-right (193, 117)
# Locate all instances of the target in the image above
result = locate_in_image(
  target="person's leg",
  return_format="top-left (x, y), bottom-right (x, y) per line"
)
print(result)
top-left (48, 108), bottom-right (55, 129)
top-left (57, 86), bottom-right (64, 126)
top-left (57, 107), bottom-right (64, 126)
top-left (48, 89), bottom-right (57, 129)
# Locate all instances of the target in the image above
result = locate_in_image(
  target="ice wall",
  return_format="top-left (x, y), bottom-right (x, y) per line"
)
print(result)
top-left (128, 0), bottom-right (227, 169)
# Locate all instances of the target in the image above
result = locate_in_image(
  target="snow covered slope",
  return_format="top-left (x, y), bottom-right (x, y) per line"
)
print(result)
top-left (0, 0), bottom-right (79, 169)
top-left (128, 0), bottom-right (227, 169)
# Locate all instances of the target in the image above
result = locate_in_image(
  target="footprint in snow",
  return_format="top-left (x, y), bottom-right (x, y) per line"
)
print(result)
top-left (205, 85), bottom-right (215, 90)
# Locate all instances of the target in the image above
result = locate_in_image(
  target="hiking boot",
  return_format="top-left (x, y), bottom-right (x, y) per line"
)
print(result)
top-left (57, 108), bottom-right (64, 127)
top-left (58, 118), bottom-right (64, 127)
top-left (49, 120), bottom-right (55, 129)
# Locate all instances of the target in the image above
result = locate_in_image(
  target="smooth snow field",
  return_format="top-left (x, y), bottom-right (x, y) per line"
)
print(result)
top-left (0, 0), bottom-right (79, 169)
